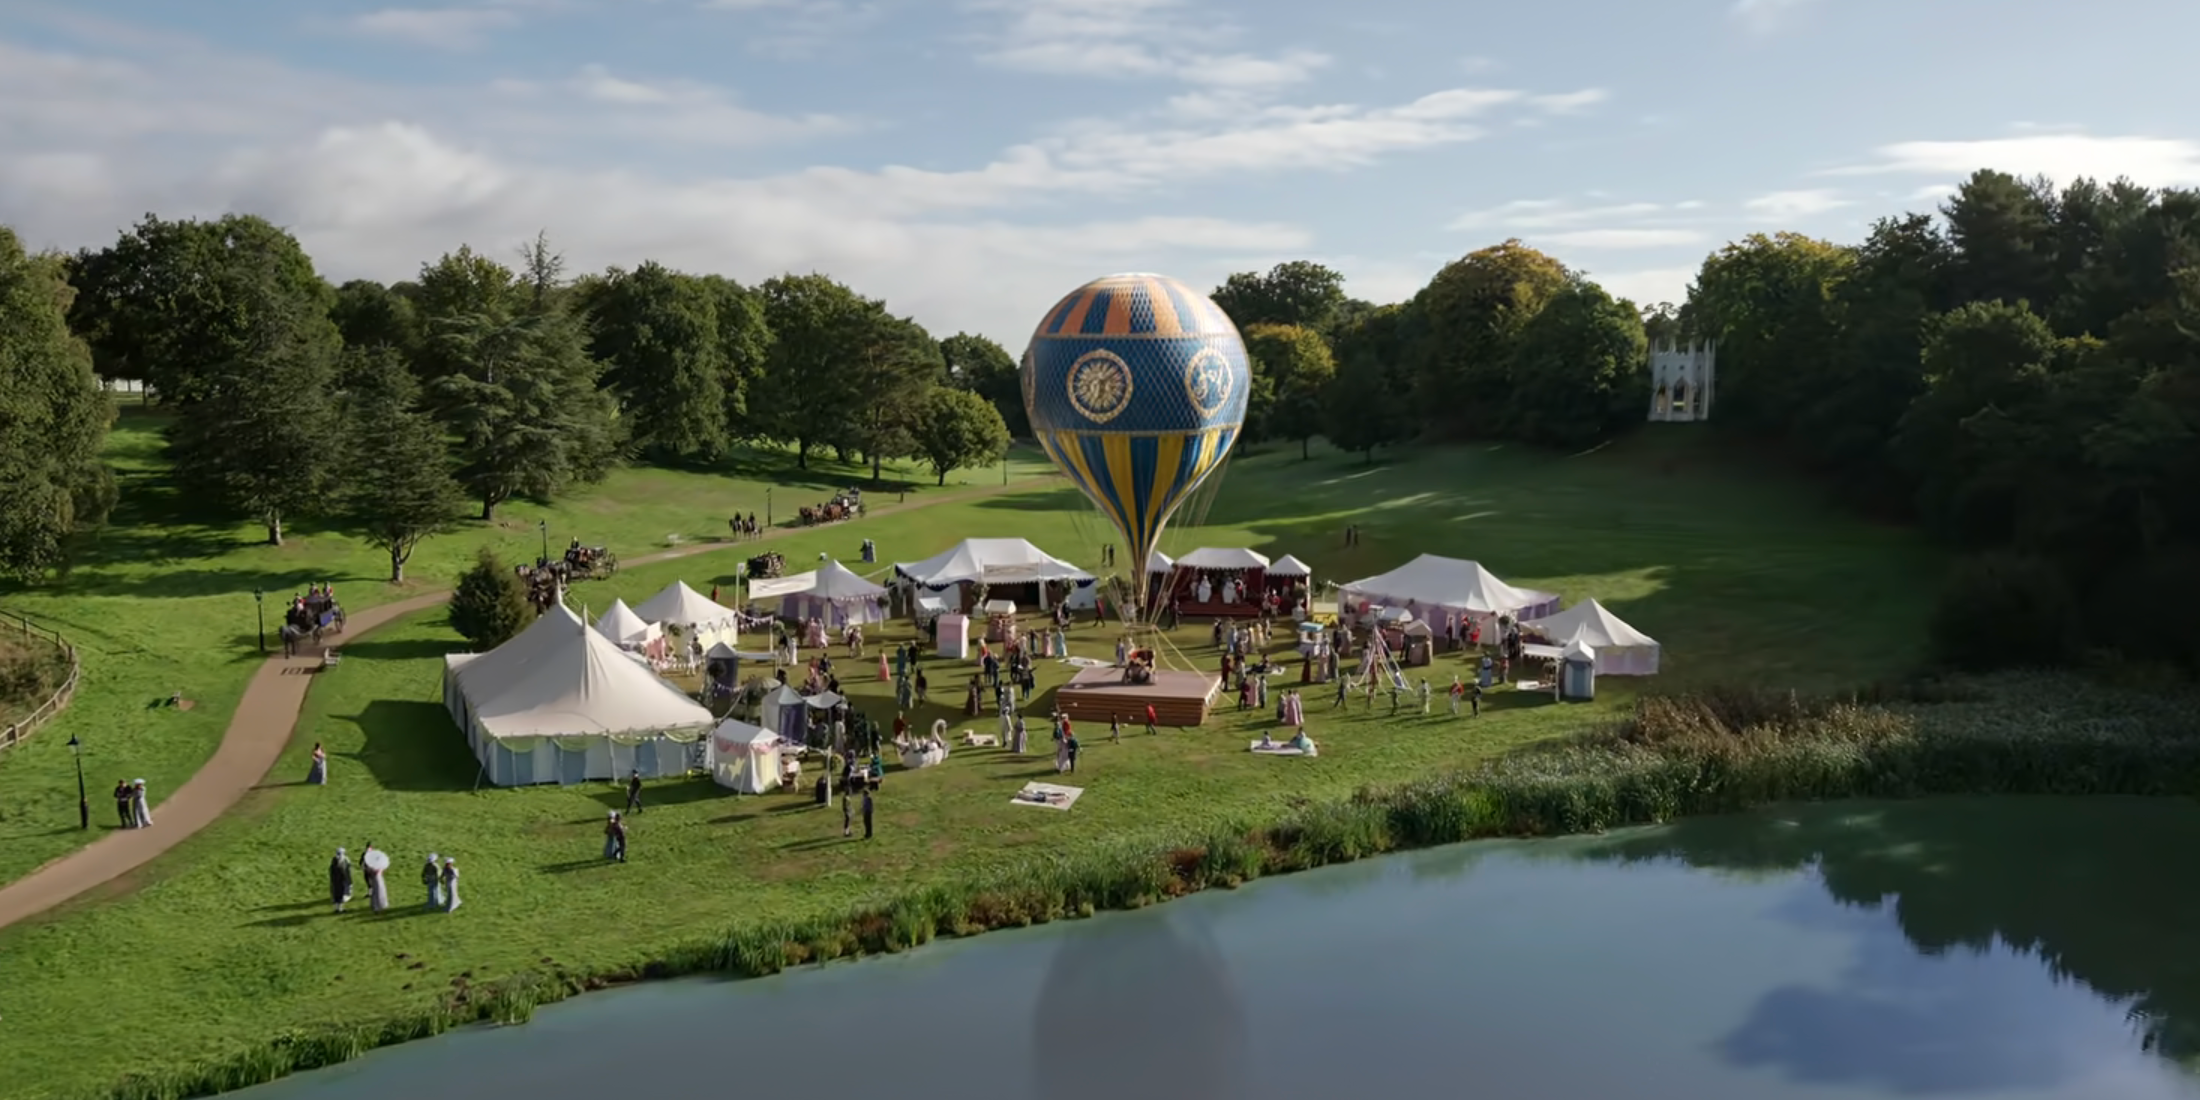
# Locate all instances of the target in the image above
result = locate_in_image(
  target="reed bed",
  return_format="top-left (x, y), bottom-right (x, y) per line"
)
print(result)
top-left (90, 670), bottom-right (2200, 1100)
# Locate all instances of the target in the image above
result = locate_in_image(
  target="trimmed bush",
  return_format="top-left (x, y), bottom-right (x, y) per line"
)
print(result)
top-left (447, 548), bottom-right (533, 649)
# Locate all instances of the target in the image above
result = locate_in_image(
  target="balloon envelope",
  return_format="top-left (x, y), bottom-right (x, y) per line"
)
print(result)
top-left (1021, 273), bottom-right (1250, 598)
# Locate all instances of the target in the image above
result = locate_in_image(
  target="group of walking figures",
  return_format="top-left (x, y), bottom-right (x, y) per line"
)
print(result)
top-left (111, 778), bottom-right (154, 828)
top-left (327, 845), bottom-right (461, 915)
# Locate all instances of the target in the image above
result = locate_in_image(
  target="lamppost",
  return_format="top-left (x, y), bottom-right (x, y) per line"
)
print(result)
top-left (253, 587), bottom-right (266, 654)
top-left (67, 734), bottom-right (87, 830)
top-left (539, 520), bottom-right (549, 565)
top-left (1002, 449), bottom-right (1009, 485)
top-left (765, 488), bottom-right (772, 528)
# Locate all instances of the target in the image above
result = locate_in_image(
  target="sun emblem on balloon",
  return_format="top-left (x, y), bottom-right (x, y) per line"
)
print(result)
top-left (1067, 350), bottom-right (1133, 424)
top-left (1184, 348), bottom-right (1234, 420)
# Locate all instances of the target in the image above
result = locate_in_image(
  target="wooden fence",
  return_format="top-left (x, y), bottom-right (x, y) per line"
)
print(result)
top-left (0, 614), bottom-right (80, 751)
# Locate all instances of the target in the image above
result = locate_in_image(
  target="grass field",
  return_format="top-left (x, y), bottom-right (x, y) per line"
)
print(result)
top-left (0, 406), bottom-right (1057, 885)
top-left (0, 424), bottom-right (1944, 1098)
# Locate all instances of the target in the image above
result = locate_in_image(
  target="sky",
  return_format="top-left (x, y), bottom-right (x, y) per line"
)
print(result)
top-left (4, 0), bottom-right (2200, 347)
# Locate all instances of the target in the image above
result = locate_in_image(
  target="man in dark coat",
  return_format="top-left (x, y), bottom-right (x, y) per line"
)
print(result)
top-left (861, 786), bottom-right (875, 840)
top-left (329, 847), bottom-right (354, 914)
top-left (625, 769), bottom-right (643, 814)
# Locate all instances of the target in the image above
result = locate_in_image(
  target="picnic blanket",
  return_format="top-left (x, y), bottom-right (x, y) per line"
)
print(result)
top-left (1062, 656), bottom-right (1111, 668)
top-left (1248, 740), bottom-right (1315, 757)
top-left (1010, 782), bottom-right (1084, 810)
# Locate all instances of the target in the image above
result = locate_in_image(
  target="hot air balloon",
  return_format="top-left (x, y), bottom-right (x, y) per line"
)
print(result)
top-left (1022, 273), bottom-right (1250, 618)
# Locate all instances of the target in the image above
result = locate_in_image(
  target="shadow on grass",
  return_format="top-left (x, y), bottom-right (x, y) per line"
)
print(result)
top-left (587, 778), bottom-right (726, 813)
top-left (338, 637), bottom-right (458, 663)
top-left (538, 859), bottom-right (616, 875)
top-left (57, 565), bottom-right (332, 602)
top-left (778, 835), bottom-right (850, 853)
top-left (346, 700), bottom-right (481, 792)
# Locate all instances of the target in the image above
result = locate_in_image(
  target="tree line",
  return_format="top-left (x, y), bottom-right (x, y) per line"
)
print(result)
top-left (5, 168), bottom-right (2196, 675)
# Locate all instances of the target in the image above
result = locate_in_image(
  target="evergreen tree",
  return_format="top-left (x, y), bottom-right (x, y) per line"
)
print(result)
top-left (335, 348), bottom-right (466, 582)
top-left (449, 547), bottom-right (534, 649)
top-left (0, 226), bottom-right (115, 580)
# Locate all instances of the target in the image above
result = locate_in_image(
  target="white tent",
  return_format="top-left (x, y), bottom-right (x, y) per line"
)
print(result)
top-left (593, 598), bottom-right (659, 648)
top-left (709, 718), bottom-right (785, 794)
top-left (894, 538), bottom-right (1094, 588)
top-left (1521, 598), bottom-right (1661, 675)
top-left (1268, 554), bottom-right (1311, 577)
top-left (442, 605), bottom-right (715, 786)
top-left (632, 581), bottom-right (739, 648)
top-left (1339, 554), bottom-right (1560, 623)
top-left (1146, 549), bottom-right (1174, 574)
top-left (1172, 547), bottom-right (1271, 571)
top-left (774, 560), bottom-right (890, 628)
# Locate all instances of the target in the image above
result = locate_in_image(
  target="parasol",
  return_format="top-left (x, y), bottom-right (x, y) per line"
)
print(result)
top-left (363, 849), bottom-right (390, 872)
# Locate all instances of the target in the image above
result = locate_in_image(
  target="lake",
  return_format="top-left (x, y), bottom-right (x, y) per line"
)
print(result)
top-left (237, 796), bottom-right (2200, 1100)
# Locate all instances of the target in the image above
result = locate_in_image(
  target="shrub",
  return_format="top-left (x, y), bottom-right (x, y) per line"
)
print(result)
top-left (1927, 551), bottom-right (2080, 671)
top-left (446, 548), bottom-right (533, 649)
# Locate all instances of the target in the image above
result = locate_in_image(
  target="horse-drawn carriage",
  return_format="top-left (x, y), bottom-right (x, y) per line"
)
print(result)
top-left (798, 488), bottom-right (863, 526)
top-left (563, 542), bottom-right (618, 580)
top-left (747, 551), bottom-right (786, 579)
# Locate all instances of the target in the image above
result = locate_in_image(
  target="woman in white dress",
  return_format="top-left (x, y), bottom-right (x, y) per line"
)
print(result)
top-left (306, 742), bottom-right (328, 785)
top-left (441, 858), bottom-right (461, 912)
top-left (130, 780), bottom-right (152, 827)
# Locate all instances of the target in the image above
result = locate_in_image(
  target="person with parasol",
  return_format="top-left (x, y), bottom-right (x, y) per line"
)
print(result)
top-left (362, 845), bottom-right (391, 912)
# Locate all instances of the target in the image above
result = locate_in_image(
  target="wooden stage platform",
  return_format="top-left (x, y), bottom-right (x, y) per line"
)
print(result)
top-left (1053, 667), bottom-right (1221, 727)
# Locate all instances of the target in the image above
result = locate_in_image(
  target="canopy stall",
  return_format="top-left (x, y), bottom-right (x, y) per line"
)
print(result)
top-left (1162, 547), bottom-right (1270, 609)
top-left (1521, 598), bottom-right (1661, 675)
top-left (759, 683), bottom-right (810, 744)
top-left (442, 604), bottom-right (714, 786)
top-left (1267, 554), bottom-right (1311, 578)
top-left (1338, 554), bottom-right (1559, 636)
top-left (709, 718), bottom-right (786, 794)
top-left (632, 581), bottom-right (740, 649)
top-left (772, 560), bottom-right (889, 627)
top-left (892, 538), bottom-right (1095, 613)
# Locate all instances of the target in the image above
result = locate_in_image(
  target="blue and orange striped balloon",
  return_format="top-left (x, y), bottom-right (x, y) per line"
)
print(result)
top-left (1021, 273), bottom-right (1250, 604)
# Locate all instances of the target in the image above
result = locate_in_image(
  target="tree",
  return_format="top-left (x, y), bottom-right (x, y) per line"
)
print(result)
top-left (1211, 261), bottom-right (1348, 332)
top-left (1503, 278), bottom-right (1648, 449)
top-left (1942, 169), bottom-right (2059, 312)
top-left (1241, 323), bottom-right (1336, 458)
top-left (0, 226), bottom-right (115, 580)
top-left (448, 548), bottom-right (534, 649)
top-left (137, 220), bottom-right (344, 545)
top-left (417, 241), bottom-right (621, 519)
top-left (697, 275), bottom-right (772, 443)
top-left (755, 274), bottom-right (894, 467)
top-left (1685, 231), bottom-right (1853, 438)
top-left (1410, 240), bottom-right (1570, 436)
top-left (65, 214), bottom-right (334, 405)
top-left (330, 279), bottom-right (421, 360)
top-left (941, 332), bottom-right (1026, 437)
top-left (1323, 302), bottom-right (1421, 461)
top-left (844, 310), bottom-right (946, 482)
top-left (581, 262), bottom-right (730, 463)
top-left (335, 348), bottom-right (467, 582)
top-left (909, 385), bottom-right (1011, 485)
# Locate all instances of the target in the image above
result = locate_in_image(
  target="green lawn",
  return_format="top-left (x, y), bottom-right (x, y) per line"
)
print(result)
top-left (0, 406), bottom-right (1056, 885)
top-left (0, 426), bottom-right (1942, 1099)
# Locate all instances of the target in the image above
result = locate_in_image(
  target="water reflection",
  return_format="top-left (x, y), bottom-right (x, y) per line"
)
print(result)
top-left (1032, 911), bottom-right (1245, 1100)
top-left (1562, 797), bottom-right (2200, 1091)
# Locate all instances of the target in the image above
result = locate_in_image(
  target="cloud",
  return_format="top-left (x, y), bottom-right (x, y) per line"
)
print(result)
top-left (697, 0), bottom-right (885, 59)
top-left (349, 7), bottom-right (522, 49)
top-left (1448, 198), bottom-right (1696, 231)
top-left (1828, 133), bottom-right (2200, 187)
top-left (1907, 183), bottom-right (1959, 202)
top-left (1538, 228), bottom-right (1705, 249)
top-left (1531, 89), bottom-right (1606, 114)
top-left (967, 0), bottom-right (1329, 89)
top-left (0, 20), bottom-right (1588, 343)
top-left (1742, 188), bottom-right (1850, 220)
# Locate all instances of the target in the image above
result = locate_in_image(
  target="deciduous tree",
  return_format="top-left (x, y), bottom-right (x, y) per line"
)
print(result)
top-left (1410, 240), bottom-right (1569, 436)
top-left (581, 262), bottom-right (730, 463)
top-left (1241, 323), bottom-right (1336, 458)
top-left (909, 385), bottom-right (1011, 485)
top-left (0, 227), bottom-right (115, 580)
top-left (941, 331), bottom-right (1025, 437)
top-left (1503, 278), bottom-right (1648, 449)
top-left (1211, 261), bottom-right (1348, 332)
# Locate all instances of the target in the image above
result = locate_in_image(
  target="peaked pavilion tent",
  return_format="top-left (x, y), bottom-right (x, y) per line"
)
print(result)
top-left (788, 560), bottom-right (889, 626)
top-left (443, 603), bottom-right (715, 786)
top-left (893, 538), bottom-right (1094, 611)
top-left (1146, 549), bottom-right (1174, 574)
top-left (1521, 598), bottom-right (1661, 675)
top-left (593, 598), bottom-right (659, 648)
top-left (632, 581), bottom-right (738, 648)
top-left (1338, 555), bottom-right (1560, 628)
top-left (1172, 547), bottom-right (1271, 571)
top-left (1267, 554), bottom-right (1312, 578)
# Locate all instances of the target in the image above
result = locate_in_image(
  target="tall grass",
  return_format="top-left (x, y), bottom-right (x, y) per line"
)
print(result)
top-left (89, 670), bottom-right (2200, 1100)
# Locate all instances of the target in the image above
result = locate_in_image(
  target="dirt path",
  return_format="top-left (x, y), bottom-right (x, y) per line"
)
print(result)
top-left (0, 480), bottom-right (1036, 929)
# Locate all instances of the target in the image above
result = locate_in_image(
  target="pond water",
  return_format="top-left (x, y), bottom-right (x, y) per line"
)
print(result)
top-left (238, 797), bottom-right (2200, 1100)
